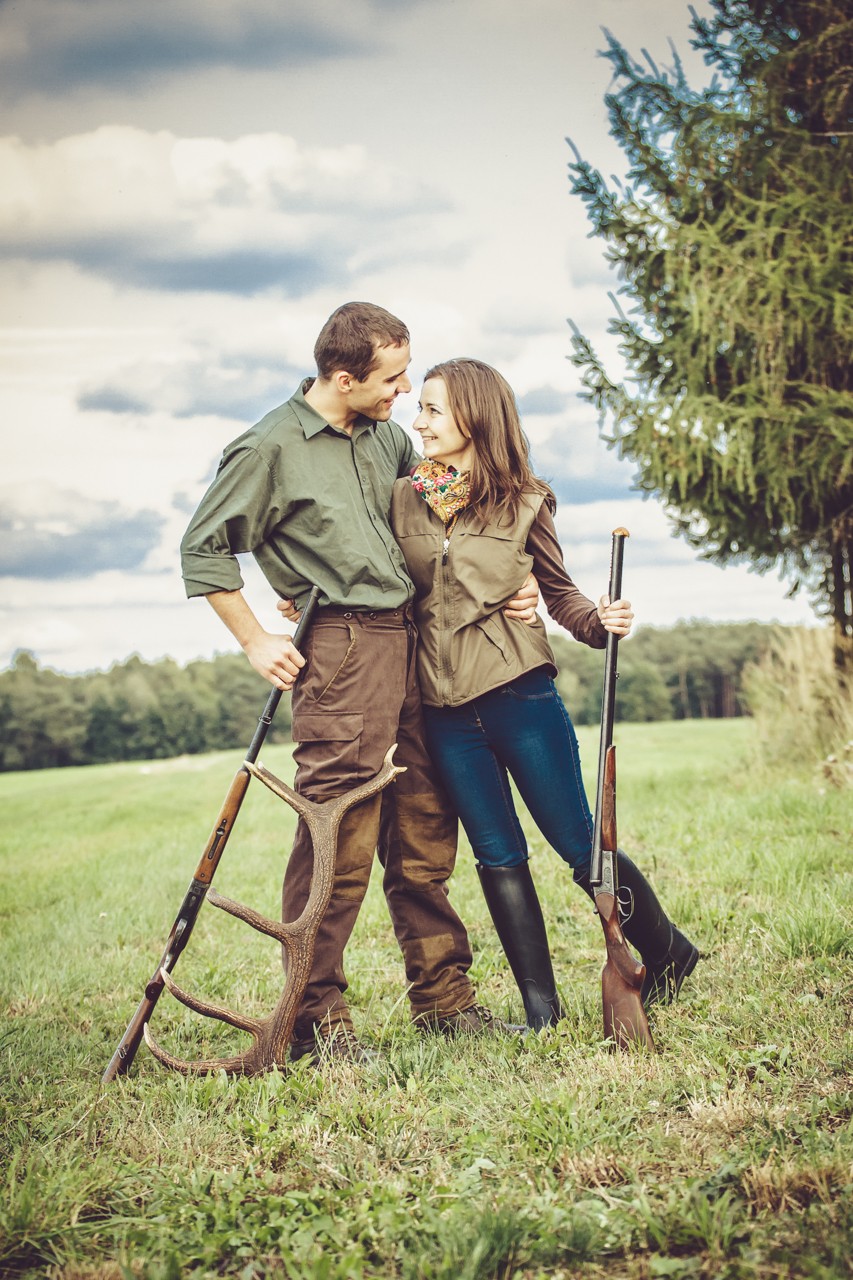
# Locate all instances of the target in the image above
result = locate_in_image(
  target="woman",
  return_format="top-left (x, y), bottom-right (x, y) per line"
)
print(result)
top-left (390, 358), bottom-right (698, 1030)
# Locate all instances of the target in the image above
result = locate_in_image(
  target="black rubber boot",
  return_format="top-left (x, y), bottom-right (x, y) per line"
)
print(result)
top-left (476, 863), bottom-right (564, 1029)
top-left (574, 851), bottom-right (699, 1007)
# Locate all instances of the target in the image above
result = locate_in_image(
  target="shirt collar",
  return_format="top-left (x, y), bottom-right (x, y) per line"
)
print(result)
top-left (291, 378), bottom-right (331, 439)
top-left (292, 377), bottom-right (377, 440)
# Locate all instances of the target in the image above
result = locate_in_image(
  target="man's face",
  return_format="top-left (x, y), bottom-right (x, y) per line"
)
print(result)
top-left (348, 343), bottom-right (412, 421)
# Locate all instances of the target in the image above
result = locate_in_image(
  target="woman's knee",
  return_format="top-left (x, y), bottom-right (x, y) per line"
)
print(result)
top-left (474, 849), bottom-right (529, 870)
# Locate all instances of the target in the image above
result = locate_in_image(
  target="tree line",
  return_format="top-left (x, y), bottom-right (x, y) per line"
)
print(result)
top-left (1, 621), bottom-right (790, 772)
top-left (550, 619), bottom-right (773, 727)
top-left (0, 650), bottom-right (288, 772)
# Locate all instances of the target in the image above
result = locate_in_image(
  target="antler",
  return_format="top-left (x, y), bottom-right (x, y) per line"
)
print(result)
top-left (143, 746), bottom-right (405, 1075)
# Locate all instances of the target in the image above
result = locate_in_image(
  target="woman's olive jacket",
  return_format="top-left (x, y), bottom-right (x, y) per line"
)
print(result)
top-left (391, 481), bottom-right (562, 707)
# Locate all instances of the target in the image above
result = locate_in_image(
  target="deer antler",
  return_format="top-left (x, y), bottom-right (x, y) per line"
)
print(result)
top-left (143, 746), bottom-right (404, 1075)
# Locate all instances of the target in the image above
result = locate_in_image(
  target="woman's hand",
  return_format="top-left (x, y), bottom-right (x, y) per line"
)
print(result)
top-left (597, 595), bottom-right (633, 637)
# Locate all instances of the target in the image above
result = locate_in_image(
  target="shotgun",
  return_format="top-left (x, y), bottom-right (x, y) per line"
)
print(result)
top-left (590, 531), bottom-right (654, 1051)
top-left (102, 585), bottom-right (322, 1082)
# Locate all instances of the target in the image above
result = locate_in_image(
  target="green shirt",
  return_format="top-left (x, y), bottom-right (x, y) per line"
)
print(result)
top-left (180, 380), bottom-right (419, 609)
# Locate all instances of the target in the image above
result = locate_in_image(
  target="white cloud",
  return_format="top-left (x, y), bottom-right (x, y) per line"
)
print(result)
top-left (2, 482), bottom-right (164, 579)
top-left (0, 127), bottom-right (455, 294)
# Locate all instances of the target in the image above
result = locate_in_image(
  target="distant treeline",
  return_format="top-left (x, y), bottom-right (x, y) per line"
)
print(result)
top-left (550, 619), bottom-right (776, 726)
top-left (0, 651), bottom-right (284, 773)
top-left (1, 621), bottom-right (790, 772)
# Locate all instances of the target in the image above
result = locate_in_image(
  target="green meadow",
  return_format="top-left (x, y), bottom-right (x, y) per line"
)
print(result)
top-left (1, 719), bottom-right (851, 1279)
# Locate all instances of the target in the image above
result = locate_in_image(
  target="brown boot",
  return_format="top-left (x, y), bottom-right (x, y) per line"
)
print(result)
top-left (290, 1025), bottom-right (378, 1066)
top-left (415, 1003), bottom-right (520, 1037)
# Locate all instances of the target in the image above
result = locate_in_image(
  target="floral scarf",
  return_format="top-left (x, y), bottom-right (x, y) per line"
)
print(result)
top-left (410, 460), bottom-right (471, 531)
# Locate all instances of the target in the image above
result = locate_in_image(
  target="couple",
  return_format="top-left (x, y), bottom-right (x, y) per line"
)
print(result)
top-left (180, 301), bottom-right (697, 1063)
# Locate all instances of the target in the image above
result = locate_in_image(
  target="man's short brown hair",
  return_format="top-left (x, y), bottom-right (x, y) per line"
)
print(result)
top-left (314, 301), bottom-right (410, 382)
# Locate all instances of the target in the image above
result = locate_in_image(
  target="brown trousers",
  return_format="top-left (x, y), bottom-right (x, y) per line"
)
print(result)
top-left (282, 607), bottom-right (476, 1038)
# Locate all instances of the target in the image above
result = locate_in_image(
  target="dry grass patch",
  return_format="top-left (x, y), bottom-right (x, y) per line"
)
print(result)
top-left (741, 1153), bottom-right (852, 1214)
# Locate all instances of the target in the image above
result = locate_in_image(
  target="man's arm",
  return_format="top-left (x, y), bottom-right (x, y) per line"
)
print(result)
top-left (207, 590), bottom-right (305, 691)
top-left (276, 572), bottom-right (541, 626)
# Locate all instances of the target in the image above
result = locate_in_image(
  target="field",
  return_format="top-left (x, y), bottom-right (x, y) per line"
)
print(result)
top-left (1, 719), bottom-right (851, 1279)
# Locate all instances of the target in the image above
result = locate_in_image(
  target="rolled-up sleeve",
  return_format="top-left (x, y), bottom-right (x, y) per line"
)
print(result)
top-left (180, 445), bottom-right (277, 598)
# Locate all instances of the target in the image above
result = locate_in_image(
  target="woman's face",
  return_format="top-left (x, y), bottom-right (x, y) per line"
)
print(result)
top-left (413, 377), bottom-right (475, 472)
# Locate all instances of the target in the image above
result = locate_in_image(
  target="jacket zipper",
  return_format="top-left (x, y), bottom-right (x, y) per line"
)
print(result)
top-left (437, 525), bottom-right (454, 703)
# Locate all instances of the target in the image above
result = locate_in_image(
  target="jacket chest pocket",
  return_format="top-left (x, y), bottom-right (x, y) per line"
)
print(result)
top-left (453, 528), bottom-right (530, 607)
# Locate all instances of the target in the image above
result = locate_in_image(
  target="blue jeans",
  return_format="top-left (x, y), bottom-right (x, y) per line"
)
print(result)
top-left (422, 667), bottom-right (594, 871)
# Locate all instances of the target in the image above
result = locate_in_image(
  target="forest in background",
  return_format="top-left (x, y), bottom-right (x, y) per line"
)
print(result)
top-left (0, 619), bottom-right (794, 772)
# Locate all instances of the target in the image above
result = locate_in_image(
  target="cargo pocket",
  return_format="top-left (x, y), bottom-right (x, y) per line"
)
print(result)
top-left (291, 712), bottom-right (365, 792)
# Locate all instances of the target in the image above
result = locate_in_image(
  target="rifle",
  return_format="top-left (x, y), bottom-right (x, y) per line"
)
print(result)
top-left (102, 585), bottom-right (322, 1082)
top-left (590, 530), bottom-right (654, 1051)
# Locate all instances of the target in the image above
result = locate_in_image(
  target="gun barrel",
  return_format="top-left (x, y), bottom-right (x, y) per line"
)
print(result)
top-left (101, 878), bottom-right (209, 1082)
top-left (590, 532), bottom-right (627, 887)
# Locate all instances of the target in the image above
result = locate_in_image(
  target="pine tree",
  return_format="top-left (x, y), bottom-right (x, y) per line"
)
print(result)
top-left (568, 0), bottom-right (853, 667)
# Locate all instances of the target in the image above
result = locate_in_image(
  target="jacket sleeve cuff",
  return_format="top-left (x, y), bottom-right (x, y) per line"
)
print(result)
top-left (181, 551), bottom-right (245, 599)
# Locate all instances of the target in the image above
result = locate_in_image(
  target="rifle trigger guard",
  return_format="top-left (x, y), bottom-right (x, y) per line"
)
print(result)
top-left (617, 885), bottom-right (635, 925)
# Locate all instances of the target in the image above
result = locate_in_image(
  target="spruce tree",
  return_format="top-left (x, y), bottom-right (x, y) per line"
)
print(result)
top-left (568, 0), bottom-right (852, 667)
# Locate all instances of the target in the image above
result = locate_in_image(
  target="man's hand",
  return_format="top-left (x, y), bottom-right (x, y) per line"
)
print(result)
top-left (276, 597), bottom-right (301, 624)
top-left (205, 589), bottom-right (306, 691)
top-left (597, 595), bottom-right (634, 637)
top-left (503, 572), bottom-right (539, 625)
top-left (244, 631), bottom-right (306, 691)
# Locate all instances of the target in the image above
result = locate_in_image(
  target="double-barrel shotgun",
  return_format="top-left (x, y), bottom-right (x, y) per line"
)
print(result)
top-left (590, 530), bottom-right (654, 1051)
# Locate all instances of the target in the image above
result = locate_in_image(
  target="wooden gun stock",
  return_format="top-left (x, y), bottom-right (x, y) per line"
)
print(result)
top-left (102, 585), bottom-right (321, 1083)
top-left (594, 741), bottom-right (652, 1051)
top-left (601, 745), bottom-right (617, 855)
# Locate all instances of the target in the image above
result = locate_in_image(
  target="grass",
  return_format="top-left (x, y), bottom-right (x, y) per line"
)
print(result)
top-left (1, 719), bottom-right (851, 1279)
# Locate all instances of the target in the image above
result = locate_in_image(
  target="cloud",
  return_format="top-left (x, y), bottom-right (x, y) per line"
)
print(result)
top-left (518, 384), bottom-right (570, 416)
top-left (567, 248), bottom-right (618, 291)
top-left (546, 473), bottom-right (641, 506)
top-left (0, 0), bottom-right (373, 98)
top-left (77, 388), bottom-right (151, 415)
top-left (2, 485), bottom-right (165, 580)
top-left (0, 127), bottom-right (456, 296)
top-left (40, 240), bottom-right (343, 298)
top-left (526, 415), bottom-right (640, 506)
top-left (481, 301), bottom-right (567, 340)
top-left (77, 350), bottom-right (301, 422)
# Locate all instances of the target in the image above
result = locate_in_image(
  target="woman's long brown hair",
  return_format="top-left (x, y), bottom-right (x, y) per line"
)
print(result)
top-left (423, 358), bottom-right (555, 525)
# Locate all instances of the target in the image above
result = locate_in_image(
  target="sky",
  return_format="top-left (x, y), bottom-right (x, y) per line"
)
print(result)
top-left (0, 0), bottom-right (818, 676)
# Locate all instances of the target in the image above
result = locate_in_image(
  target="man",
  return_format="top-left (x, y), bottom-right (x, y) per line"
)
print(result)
top-left (180, 301), bottom-right (537, 1063)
